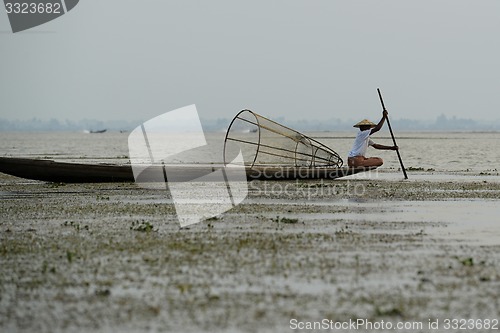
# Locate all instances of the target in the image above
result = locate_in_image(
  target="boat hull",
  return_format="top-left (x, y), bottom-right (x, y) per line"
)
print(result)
top-left (0, 157), bottom-right (376, 183)
top-left (0, 157), bottom-right (134, 183)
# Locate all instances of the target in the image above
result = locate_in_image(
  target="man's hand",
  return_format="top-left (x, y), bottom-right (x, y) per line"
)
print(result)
top-left (371, 110), bottom-right (389, 134)
top-left (392, 145), bottom-right (399, 151)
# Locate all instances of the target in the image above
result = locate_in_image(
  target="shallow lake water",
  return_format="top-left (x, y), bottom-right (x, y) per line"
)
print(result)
top-left (1, 131), bottom-right (500, 332)
top-left (1, 131), bottom-right (499, 173)
top-left (1, 131), bottom-right (499, 246)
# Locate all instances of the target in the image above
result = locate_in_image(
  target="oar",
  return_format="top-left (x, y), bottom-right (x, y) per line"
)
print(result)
top-left (377, 88), bottom-right (408, 179)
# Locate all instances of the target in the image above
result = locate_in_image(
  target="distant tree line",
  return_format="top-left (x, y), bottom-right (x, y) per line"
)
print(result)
top-left (0, 118), bottom-right (137, 132)
top-left (0, 114), bottom-right (497, 132)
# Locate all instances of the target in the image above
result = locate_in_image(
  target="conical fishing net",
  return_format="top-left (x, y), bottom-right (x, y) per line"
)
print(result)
top-left (224, 110), bottom-right (343, 168)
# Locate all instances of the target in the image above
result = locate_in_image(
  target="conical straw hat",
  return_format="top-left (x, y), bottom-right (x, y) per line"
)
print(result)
top-left (353, 119), bottom-right (376, 128)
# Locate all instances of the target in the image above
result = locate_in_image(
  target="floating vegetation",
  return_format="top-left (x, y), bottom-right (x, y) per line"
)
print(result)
top-left (130, 220), bottom-right (155, 232)
top-left (272, 216), bottom-right (299, 224)
top-left (459, 257), bottom-right (474, 267)
top-left (2, 172), bottom-right (500, 332)
top-left (407, 166), bottom-right (425, 171)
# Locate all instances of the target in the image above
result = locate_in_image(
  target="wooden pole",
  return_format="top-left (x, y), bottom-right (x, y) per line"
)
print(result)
top-left (377, 88), bottom-right (408, 179)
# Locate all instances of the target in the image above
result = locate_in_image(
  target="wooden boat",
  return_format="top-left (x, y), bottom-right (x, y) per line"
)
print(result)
top-left (0, 157), bottom-right (376, 183)
top-left (0, 110), bottom-right (381, 183)
top-left (0, 157), bottom-right (134, 183)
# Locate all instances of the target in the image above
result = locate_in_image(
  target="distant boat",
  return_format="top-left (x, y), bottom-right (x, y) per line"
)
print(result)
top-left (89, 129), bottom-right (107, 134)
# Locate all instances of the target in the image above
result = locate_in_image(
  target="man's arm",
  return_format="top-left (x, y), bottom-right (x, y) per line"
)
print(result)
top-left (371, 143), bottom-right (398, 151)
top-left (370, 110), bottom-right (388, 135)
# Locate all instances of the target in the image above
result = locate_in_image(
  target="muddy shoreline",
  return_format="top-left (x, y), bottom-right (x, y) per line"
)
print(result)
top-left (1, 172), bottom-right (500, 332)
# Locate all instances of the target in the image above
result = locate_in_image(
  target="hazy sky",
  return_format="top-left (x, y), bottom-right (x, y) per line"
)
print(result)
top-left (1, 0), bottom-right (499, 123)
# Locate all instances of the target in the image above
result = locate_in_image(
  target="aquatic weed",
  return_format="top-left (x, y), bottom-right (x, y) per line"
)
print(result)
top-left (273, 216), bottom-right (299, 224)
top-left (459, 257), bottom-right (474, 267)
top-left (66, 250), bottom-right (75, 263)
top-left (130, 220), bottom-right (156, 232)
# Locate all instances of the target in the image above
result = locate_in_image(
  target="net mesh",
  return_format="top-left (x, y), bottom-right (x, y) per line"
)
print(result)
top-left (223, 110), bottom-right (343, 168)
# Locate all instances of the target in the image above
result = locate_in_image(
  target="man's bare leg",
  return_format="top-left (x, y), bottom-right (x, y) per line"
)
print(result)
top-left (348, 156), bottom-right (383, 167)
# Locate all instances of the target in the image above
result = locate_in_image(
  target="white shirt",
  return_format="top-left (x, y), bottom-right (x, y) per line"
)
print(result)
top-left (348, 129), bottom-right (374, 158)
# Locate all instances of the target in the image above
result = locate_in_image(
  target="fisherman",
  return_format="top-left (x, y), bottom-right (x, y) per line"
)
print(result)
top-left (348, 110), bottom-right (398, 167)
